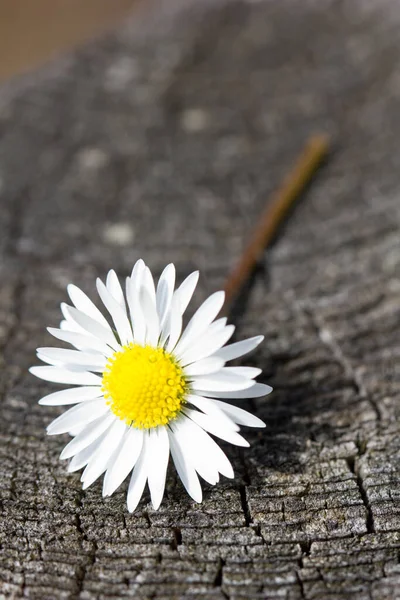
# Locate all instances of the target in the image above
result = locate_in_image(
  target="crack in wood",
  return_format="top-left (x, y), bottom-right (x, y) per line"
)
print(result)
top-left (171, 526), bottom-right (182, 550)
top-left (73, 492), bottom-right (97, 599)
top-left (239, 485), bottom-right (253, 527)
top-left (346, 455), bottom-right (375, 535)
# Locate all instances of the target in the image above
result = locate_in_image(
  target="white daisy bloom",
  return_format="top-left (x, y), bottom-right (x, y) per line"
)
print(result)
top-left (30, 260), bottom-right (272, 511)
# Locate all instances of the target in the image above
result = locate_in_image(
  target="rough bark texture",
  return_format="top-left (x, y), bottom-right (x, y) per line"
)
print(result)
top-left (1, 1), bottom-right (400, 598)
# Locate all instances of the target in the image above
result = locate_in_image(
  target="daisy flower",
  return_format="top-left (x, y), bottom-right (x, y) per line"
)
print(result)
top-left (30, 261), bottom-right (271, 511)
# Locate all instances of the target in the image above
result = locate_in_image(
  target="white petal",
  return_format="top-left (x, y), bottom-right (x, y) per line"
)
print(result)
top-left (168, 429), bottom-right (202, 502)
top-left (176, 416), bottom-right (234, 479)
top-left (171, 418), bottom-right (219, 484)
top-left (125, 277), bottom-right (135, 325)
top-left (156, 264), bottom-right (175, 331)
top-left (165, 295), bottom-right (183, 352)
top-left (60, 316), bottom-right (84, 334)
top-left (127, 439), bottom-right (150, 512)
top-left (37, 356), bottom-right (103, 374)
top-left (184, 357), bottom-right (225, 376)
top-left (174, 291), bottom-right (225, 358)
top-left (64, 305), bottom-right (119, 350)
top-left (103, 428), bottom-right (144, 497)
top-left (187, 394), bottom-right (239, 431)
top-left (67, 284), bottom-right (110, 328)
top-left (213, 336), bottom-right (264, 361)
top-left (47, 398), bottom-right (109, 435)
top-left (81, 419), bottom-right (127, 489)
top-left (68, 431), bottom-right (108, 472)
top-left (106, 270), bottom-right (126, 310)
top-left (60, 303), bottom-right (87, 335)
top-left (200, 383), bottom-right (273, 399)
top-left (213, 400), bottom-right (266, 428)
top-left (140, 287), bottom-right (160, 347)
top-left (128, 260), bottom-right (146, 326)
top-left (68, 423), bottom-right (87, 437)
top-left (142, 266), bottom-right (157, 305)
top-left (159, 312), bottom-right (171, 347)
top-left (126, 276), bottom-right (146, 345)
top-left (60, 413), bottom-right (116, 459)
top-left (47, 327), bottom-right (114, 356)
top-left (96, 279), bottom-right (133, 345)
top-left (185, 408), bottom-right (250, 447)
top-left (190, 320), bottom-right (231, 349)
top-left (179, 325), bottom-right (235, 366)
top-left (191, 371), bottom-right (253, 392)
top-left (222, 366), bottom-right (262, 379)
top-left (38, 386), bottom-right (103, 406)
top-left (207, 317), bottom-right (228, 333)
top-left (36, 352), bottom-right (64, 367)
top-left (158, 268), bottom-right (188, 347)
top-left (30, 366), bottom-right (102, 386)
top-left (174, 271), bottom-right (199, 315)
top-left (131, 259), bottom-right (146, 280)
top-left (37, 348), bottom-right (107, 371)
top-left (147, 427), bottom-right (170, 510)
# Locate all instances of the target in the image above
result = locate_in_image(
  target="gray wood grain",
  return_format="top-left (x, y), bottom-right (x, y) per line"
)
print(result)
top-left (0, 1), bottom-right (399, 598)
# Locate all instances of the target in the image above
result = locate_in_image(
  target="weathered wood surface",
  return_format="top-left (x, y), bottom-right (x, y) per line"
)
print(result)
top-left (1, 0), bottom-right (400, 598)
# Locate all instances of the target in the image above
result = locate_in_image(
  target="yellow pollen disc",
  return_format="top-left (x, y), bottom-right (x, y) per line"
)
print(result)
top-left (102, 344), bottom-right (188, 429)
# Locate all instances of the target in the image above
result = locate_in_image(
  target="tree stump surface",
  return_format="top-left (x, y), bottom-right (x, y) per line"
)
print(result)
top-left (0, 1), bottom-right (399, 598)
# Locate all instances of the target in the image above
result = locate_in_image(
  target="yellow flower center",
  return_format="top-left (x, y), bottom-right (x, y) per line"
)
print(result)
top-left (102, 344), bottom-right (187, 429)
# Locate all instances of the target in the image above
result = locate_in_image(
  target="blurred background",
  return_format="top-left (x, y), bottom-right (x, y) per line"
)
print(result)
top-left (0, 0), bottom-right (139, 80)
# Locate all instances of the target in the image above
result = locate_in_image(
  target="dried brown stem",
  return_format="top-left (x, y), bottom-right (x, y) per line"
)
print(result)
top-left (223, 134), bottom-right (330, 313)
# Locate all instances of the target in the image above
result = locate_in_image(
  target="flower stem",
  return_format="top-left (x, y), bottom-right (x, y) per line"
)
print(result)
top-left (223, 133), bottom-right (330, 314)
